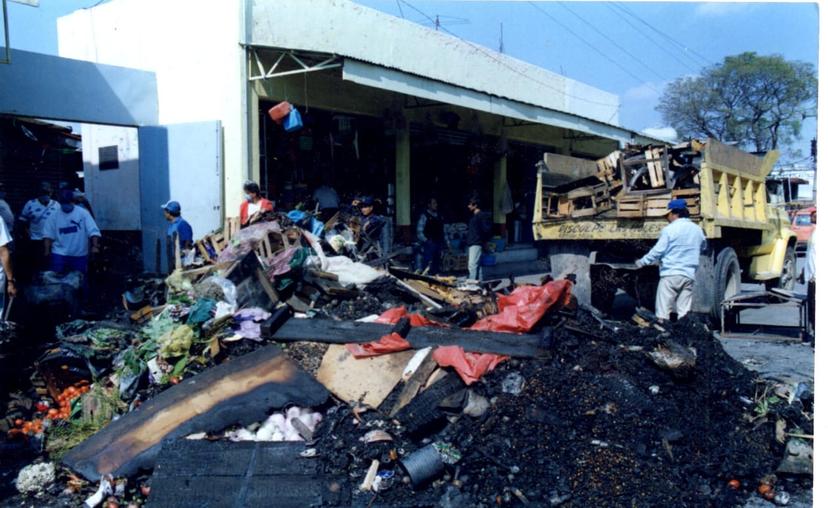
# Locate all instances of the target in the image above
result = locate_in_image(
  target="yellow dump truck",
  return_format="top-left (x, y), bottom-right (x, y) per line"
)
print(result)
top-left (533, 139), bottom-right (798, 318)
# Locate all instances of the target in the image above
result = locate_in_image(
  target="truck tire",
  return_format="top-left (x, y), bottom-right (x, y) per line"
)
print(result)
top-left (711, 247), bottom-right (741, 322)
top-left (765, 246), bottom-right (796, 291)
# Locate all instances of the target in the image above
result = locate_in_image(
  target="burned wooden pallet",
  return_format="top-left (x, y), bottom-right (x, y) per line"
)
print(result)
top-left (147, 440), bottom-right (349, 508)
top-left (269, 318), bottom-right (546, 358)
top-left (63, 346), bottom-right (329, 481)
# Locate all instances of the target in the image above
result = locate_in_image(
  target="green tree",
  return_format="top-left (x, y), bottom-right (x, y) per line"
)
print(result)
top-left (657, 52), bottom-right (816, 153)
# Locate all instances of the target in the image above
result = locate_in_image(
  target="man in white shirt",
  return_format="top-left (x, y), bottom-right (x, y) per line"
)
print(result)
top-left (0, 183), bottom-right (14, 238)
top-left (0, 219), bottom-right (17, 315)
top-left (19, 181), bottom-right (59, 272)
top-left (42, 189), bottom-right (101, 277)
top-left (636, 199), bottom-right (707, 321)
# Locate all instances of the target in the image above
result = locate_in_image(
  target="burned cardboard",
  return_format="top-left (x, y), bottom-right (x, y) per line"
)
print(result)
top-left (63, 346), bottom-right (329, 481)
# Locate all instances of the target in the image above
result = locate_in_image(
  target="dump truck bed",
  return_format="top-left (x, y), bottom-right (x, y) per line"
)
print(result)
top-left (533, 139), bottom-right (781, 241)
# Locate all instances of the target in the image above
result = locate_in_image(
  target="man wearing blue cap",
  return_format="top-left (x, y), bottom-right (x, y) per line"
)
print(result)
top-left (162, 201), bottom-right (193, 269)
top-left (636, 198), bottom-right (706, 321)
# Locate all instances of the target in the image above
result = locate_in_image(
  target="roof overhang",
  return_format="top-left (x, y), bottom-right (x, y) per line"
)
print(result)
top-left (341, 59), bottom-right (634, 144)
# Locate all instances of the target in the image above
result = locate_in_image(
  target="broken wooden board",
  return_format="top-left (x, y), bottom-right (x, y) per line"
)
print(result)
top-left (147, 440), bottom-right (349, 508)
top-left (316, 345), bottom-right (414, 408)
top-left (63, 346), bottom-right (329, 481)
top-left (390, 350), bottom-right (438, 416)
top-left (270, 318), bottom-right (545, 357)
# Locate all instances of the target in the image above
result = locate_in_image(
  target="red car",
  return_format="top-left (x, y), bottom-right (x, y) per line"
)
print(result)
top-left (790, 206), bottom-right (816, 251)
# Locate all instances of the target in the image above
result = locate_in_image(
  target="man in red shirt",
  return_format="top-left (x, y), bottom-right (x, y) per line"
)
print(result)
top-left (239, 180), bottom-right (274, 227)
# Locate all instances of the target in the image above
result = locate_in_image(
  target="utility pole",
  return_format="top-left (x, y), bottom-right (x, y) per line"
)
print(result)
top-left (435, 15), bottom-right (440, 30)
top-left (498, 22), bottom-right (504, 53)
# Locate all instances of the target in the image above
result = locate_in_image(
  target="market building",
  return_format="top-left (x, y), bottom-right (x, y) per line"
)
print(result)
top-left (57, 0), bottom-right (657, 250)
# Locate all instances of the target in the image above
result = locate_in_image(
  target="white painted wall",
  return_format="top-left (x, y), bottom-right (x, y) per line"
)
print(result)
top-left (250, 0), bottom-right (620, 125)
top-left (57, 0), bottom-right (245, 213)
top-left (81, 124), bottom-right (141, 230)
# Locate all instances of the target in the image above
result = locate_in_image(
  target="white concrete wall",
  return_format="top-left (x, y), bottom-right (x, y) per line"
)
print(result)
top-left (250, 0), bottom-right (620, 125)
top-left (57, 0), bottom-right (246, 213)
top-left (81, 124), bottom-right (141, 230)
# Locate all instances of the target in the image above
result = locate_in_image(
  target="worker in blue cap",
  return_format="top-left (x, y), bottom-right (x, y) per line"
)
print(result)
top-left (636, 198), bottom-right (706, 321)
top-left (162, 200), bottom-right (193, 270)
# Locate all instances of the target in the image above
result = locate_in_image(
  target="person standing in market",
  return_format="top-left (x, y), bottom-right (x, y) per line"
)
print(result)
top-left (0, 218), bottom-right (17, 315)
top-left (240, 180), bottom-right (274, 227)
top-left (635, 198), bottom-right (706, 321)
top-left (18, 181), bottom-right (59, 273)
top-left (162, 200), bottom-right (194, 271)
top-left (801, 208), bottom-right (816, 342)
top-left (416, 197), bottom-right (446, 274)
top-left (312, 176), bottom-right (340, 222)
top-left (466, 194), bottom-right (491, 281)
top-left (0, 183), bottom-right (14, 241)
top-left (42, 189), bottom-right (101, 277)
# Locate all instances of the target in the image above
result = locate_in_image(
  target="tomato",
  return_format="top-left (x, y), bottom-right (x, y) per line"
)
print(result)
top-left (35, 402), bottom-right (49, 412)
top-left (14, 418), bottom-right (23, 427)
top-left (727, 479), bottom-right (741, 490)
top-left (47, 409), bottom-right (59, 419)
top-left (170, 376), bottom-right (180, 385)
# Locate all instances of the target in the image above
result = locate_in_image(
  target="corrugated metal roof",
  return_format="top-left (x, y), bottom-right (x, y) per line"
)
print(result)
top-left (250, 0), bottom-right (621, 127)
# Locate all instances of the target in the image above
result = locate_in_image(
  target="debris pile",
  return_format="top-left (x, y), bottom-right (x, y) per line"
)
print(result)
top-left (540, 140), bottom-right (705, 220)
top-left (0, 217), bottom-right (813, 507)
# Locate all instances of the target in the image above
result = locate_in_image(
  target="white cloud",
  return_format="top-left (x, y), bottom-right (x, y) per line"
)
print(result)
top-left (695, 2), bottom-right (751, 17)
top-left (642, 127), bottom-right (678, 142)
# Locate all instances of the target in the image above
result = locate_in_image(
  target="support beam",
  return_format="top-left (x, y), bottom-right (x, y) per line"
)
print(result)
top-left (395, 114), bottom-right (412, 241)
top-left (493, 141), bottom-right (508, 237)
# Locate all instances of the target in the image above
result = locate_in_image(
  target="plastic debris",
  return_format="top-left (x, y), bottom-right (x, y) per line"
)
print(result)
top-left (15, 462), bottom-right (56, 495)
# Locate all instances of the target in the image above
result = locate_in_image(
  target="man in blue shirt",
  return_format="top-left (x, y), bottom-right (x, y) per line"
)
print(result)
top-left (162, 200), bottom-right (193, 270)
top-left (636, 198), bottom-right (706, 321)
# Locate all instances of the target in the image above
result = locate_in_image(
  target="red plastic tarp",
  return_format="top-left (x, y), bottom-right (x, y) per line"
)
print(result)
top-left (344, 281), bottom-right (571, 383)
top-left (471, 280), bottom-right (572, 333)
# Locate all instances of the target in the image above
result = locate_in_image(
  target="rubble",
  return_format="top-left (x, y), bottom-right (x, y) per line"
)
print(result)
top-left (0, 216), bottom-right (814, 507)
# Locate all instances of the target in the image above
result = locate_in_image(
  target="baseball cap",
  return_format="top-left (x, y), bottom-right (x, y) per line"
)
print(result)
top-left (161, 200), bottom-right (182, 214)
top-left (360, 196), bottom-right (375, 207)
top-left (667, 198), bottom-right (687, 213)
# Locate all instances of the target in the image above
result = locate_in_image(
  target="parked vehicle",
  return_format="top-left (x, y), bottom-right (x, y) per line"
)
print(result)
top-left (533, 139), bottom-right (797, 319)
top-left (790, 206), bottom-right (816, 251)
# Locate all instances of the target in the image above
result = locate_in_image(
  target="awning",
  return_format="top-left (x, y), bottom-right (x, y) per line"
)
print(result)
top-left (341, 59), bottom-right (634, 145)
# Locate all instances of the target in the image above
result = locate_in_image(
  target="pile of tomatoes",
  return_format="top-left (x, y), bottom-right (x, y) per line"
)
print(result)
top-left (7, 381), bottom-right (91, 438)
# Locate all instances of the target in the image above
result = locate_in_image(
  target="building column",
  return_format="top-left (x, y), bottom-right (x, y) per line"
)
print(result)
top-left (493, 142), bottom-right (508, 240)
top-left (395, 115), bottom-right (412, 243)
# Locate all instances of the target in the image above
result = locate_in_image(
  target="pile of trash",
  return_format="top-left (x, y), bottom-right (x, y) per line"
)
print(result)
top-left (0, 218), bottom-right (813, 507)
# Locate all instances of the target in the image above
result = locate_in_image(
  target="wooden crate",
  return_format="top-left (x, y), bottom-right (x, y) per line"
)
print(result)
top-left (646, 194), bottom-right (672, 217)
top-left (644, 148), bottom-right (665, 188)
top-left (617, 195), bottom-right (645, 217)
top-left (596, 150), bottom-right (621, 181)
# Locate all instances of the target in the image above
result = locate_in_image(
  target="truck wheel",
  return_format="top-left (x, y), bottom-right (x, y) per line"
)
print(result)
top-left (765, 246), bottom-right (796, 291)
top-left (712, 247), bottom-right (741, 322)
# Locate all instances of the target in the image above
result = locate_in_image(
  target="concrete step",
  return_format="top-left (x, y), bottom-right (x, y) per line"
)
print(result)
top-left (481, 259), bottom-right (550, 280)
top-left (492, 245), bottom-right (538, 264)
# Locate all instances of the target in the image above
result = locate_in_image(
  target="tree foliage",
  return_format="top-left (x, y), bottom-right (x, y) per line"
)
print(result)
top-left (657, 52), bottom-right (816, 153)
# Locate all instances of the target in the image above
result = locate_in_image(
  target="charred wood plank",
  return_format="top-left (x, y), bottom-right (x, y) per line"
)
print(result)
top-left (63, 346), bottom-right (329, 481)
top-left (270, 318), bottom-right (543, 357)
top-left (147, 440), bottom-right (349, 508)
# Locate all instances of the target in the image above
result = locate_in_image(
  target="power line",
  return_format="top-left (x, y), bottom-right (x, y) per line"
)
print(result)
top-left (555, 1), bottom-right (671, 82)
top-left (610, 2), bottom-right (713, 68)
top-left (605, 2), bottom-right (701, 73)
top-left (528, 2), bottom-right (659, 94)
top-left (396, 0), bottom-right (622, 108)
top-left (395, 0), bottom-right (405, 19)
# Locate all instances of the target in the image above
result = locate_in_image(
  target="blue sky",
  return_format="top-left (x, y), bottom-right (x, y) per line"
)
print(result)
top-left (6, 0), bottom-right (819, 161)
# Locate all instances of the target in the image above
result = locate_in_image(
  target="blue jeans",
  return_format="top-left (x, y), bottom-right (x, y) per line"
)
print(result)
top-left (418, 240), bottom-right (443, 274)
top-left (49, 254), bottom-right (89, 276)
top-left (468, 245), bottom-right (483, 281)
